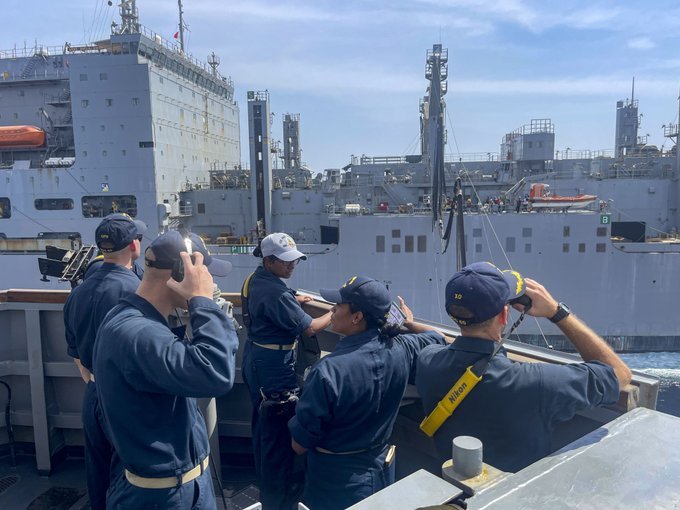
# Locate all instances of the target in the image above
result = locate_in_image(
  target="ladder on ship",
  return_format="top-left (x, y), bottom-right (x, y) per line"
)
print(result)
top-left (60, 245), bottom-right (97, 282)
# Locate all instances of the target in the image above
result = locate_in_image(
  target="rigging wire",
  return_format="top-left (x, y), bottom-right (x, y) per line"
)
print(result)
top-left (445, 109), bottom-right (552, 349)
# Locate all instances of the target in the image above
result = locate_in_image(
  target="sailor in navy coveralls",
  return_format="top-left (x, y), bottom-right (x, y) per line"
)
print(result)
top-left (289, 276), bottom-right (446, 510)
top-left (93, 231), bottom-right (237, 509)
top-left (63, 213), bottom-right (146, 510)
top-left (241, 233), bottom-right (332, 510)
top-left (416, 262), bottom-right (632, 472)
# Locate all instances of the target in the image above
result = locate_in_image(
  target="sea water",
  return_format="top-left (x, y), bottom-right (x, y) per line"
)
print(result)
top-left (620, 352), bottom-right (680, 417)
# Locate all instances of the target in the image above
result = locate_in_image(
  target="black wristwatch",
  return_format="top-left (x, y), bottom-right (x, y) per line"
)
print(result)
top-left (549, 302), bottom-right (571, 323)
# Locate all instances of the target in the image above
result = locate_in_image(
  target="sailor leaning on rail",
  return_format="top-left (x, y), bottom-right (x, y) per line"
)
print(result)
top-left (92, 231), bottom-right (238, 510)
top-left (288, 276), bottom-right (447, 510)
top-left (241, 233), bottom-right (332, 510)
top-left (62, 213), bottom-right (146, 510)
top-left (415, 262), bottom-right (632, 473)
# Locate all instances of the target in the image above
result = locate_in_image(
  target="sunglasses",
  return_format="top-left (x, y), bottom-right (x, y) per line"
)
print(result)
top-left (274, 257), bottom-right (300, 267)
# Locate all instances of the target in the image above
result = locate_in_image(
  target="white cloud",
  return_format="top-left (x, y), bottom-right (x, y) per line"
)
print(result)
top-left (628, 37), bottom-right (655, 50)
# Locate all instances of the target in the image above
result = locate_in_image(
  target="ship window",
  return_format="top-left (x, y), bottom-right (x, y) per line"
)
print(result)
top-left (81, 125), bottom-right (85, 132)
top-left (105, 98), bottom-right (113, 107)
top-left (525, 243), bottom-right (532, 253)
top-left (473, 228), bottom-right (482, 238)
top-left (99, 73), bottom-right (108, 80)
top-left (81, 100), bottom-right (89, 108)
top-left (197, 203), bottom-right (206, 214)
top-left (527, 141), bottom-right (533, 148)
top-left (159, 76), bottom-right (164, 84)
top-left (100, 125), bottom-right (105, 131)
top-left (121, 150), bottom-right (126, 156)
top-left (0, 198), bottom-right (11, 218)
top-left (475, 244), bottom-right (482, 253)
top-left (376, 235), bottom-right (385, 253)
top-left (522, 227), bottom-right (532, 237)
top-left (139, 141), bottom-right (154, 148)
top-left (579, 243), bottom-right (586, 253)
top-left (80, 73), bottom-right (88, 81)
top-left (506, 237), bottom-right (515, 252)
top-left (392, 244), bottom-right (401, 253)
top-left (563, 243), bottom-right (570, 253)
top-left (13, 113), bottom-right (18, 119)
top-left (132, 97), bottom-right (140, 106)
top-left (34, 198), bottom-right (74, 210)
top-left (82, 195), bottom-right (138, 218)
top-left (405, 235), bottom-right (414, 252)
top-left (597, 227), bottom-right (607, 237)
top-left (392, 229), bottom-right (401, 238)
top-left (417, 235), bottom-right (427, 252)
top-left (82, 151), bottom-right (87, 157)
top-left (596, 243), bottom-right (606, 252)
top-left (563, 226), bottom-right (570, 237)
top-left (102, 150), bottom-right (107, 157)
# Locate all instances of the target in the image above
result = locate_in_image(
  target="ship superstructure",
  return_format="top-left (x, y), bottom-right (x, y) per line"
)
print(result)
top-left (0, 0), bottom-right (240, 250)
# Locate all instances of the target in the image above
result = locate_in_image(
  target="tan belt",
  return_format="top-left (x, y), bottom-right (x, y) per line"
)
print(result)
top-left (124, 456), bottom-right (209, 489)
top-left (315, 444), bottom-right (396, 466)
top-left (252, 340), bottom-right (297, 351)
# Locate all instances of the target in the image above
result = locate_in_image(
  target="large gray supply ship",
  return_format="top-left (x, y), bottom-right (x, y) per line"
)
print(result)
top-left (1, 3), bottom-right (679, 351)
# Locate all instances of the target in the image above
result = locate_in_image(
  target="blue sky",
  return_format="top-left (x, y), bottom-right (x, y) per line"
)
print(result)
top-left (6, 0), bottom-right (680, 171)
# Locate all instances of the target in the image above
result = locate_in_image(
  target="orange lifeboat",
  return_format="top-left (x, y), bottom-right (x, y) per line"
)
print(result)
top-left (0, 126), bottom-right (46, 148)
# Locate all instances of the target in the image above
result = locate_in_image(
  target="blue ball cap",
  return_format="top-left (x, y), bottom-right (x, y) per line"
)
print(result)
top-left (320, 276), bottom-right (392, 322)
top-left (148, 230), bottom-right (232, 277)
top-left (95, 213), bottom-right (147, 253)
top-left (445, 262), bottom-right (526, 326)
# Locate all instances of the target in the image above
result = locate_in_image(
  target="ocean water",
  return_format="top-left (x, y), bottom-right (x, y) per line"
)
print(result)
top-left (620, 352), bottom-right (680, 417)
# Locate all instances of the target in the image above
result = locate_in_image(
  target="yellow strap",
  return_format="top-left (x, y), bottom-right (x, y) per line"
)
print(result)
top-left (242, 272), bottom-right (254, 298)
top-left (419, 365), bottom-right (483, 437)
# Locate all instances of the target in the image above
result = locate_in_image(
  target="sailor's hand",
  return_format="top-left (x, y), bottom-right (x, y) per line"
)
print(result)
top-left (518, 278), bottom-right (559, 318)
top-left (74, 358), bottom-right (92, 384)
top-left (296, 295), bottom-right (313, 304)
top-left (398, 296), bottom-right (414, 324)
top-left (166, 252), bottom-right (214, 300)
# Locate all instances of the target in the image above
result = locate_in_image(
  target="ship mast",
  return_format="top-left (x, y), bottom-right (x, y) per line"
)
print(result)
top-left (178, 0), bottom-right (185, 53)
top-left (424, 44), bottom-right (448, 231)
top-left (119, 0), bottom-right (140, 34)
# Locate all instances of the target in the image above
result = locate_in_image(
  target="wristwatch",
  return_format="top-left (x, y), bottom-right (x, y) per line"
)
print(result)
top-left (549, 302), bottom-right (571, 323)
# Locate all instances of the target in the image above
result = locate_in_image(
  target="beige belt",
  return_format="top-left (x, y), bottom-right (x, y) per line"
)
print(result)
top-left (252, 340), bottom-right (298, 351)
top-left (124, 457), bottom-right (209, 489)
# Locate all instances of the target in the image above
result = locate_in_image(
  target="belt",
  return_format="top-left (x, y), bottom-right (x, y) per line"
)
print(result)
top-left (251, 340), bottom-right (298, 351)
top-left (124, 456), bottom-right (209, 489)
top-left (315, 443), bottom-right (388, 456)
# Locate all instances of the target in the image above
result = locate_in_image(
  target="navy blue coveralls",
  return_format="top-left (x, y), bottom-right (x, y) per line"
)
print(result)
top-left (92, 294), bottom-right (238, 510)
top-left (415, 336), bottom-right (620, 472)
top-left (242, 266), bottom-right (313, 510)
top-left (289, 329), bottom-right (445, 510)
top-left (63, 263), bottom-right (140, 510)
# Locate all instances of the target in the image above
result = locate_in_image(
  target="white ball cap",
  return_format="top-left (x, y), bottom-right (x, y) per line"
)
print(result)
top-left (260, 233), bottom-right (307, 262)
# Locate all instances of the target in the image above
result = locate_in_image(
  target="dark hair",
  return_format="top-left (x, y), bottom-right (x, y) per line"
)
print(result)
top-left (253, 241), bottom-right (263, 258)
top-left (349, 302), bottom-right (400, 346)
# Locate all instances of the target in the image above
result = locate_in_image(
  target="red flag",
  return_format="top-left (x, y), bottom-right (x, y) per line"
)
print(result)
top-left (173, 31), bottom-right (179, 39)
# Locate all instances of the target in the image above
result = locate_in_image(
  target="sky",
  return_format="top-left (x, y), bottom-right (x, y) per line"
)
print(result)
top-left (5, 0), bottom-right (680, 171)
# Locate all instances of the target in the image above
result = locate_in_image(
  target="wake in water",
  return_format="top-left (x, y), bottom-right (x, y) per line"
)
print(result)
top-left (620, 352), bottom-right (680, 418)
